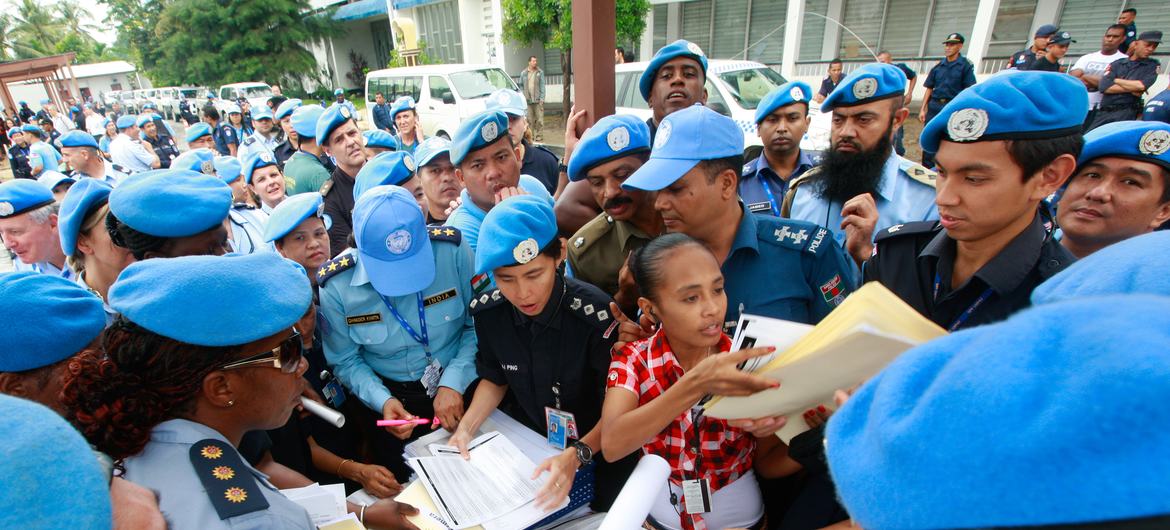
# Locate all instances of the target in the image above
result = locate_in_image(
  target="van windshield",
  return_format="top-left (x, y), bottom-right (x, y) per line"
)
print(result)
top-left (717, 68), bottom-right (787, 110)
top-left (449, 69), bottom-right (515, 99)
top-left (179, 89), bottom-right (200, 98)
top-left (242, 86), bottom-right (273, 98)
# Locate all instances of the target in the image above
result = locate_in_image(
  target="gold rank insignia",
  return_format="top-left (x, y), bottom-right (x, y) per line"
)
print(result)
top-left (201, 445), bottom-right (224, 459)
top-left (212, 466), bottom-right (235, 480)
top-left (190, 439), bottom-right (270, 518)
top-left (225, 487), bottom-right (248, 503)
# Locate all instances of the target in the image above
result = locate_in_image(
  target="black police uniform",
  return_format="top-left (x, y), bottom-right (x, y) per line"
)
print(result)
top-left (9, 144), bottom-right (32, 179)
top-left (144, 134), bottom-right (180, 169)
top-left (274, 139), bottom-right (296, 169)
top-left (922, 55), bottom-right (976, 166)
top-left (1008, 48), bottom-right (1040, 70)
top-left (863, 213), bottom-right (1074, 332)
top-left (1088, 56), bottom-right (1161, 130)
top-left (470, 274), bottom-right (633, 510)
top-left (322, 167), bottom-right (357, 258)
top-left (521, 139), bottom-right (560, 195)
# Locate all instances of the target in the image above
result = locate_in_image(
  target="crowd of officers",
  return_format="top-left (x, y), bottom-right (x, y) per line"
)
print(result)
top-left (1, 20), bottom-right (1170, 530)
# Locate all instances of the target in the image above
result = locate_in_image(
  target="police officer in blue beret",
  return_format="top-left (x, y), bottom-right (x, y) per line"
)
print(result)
top-left (317, 103), bottom-right (370, 256)
top-left (266, 192), bottom-right (332, 282)
top-left (185, 121), bottom-right (216, 151)
top-left (109, 115), bottom-right (160, 173)
top-left (318, 185), bottom-right (478, 479)
top-left (273, 98), bottom-right (303, 167)
top-left (244, 151), bottom-right (288, 215)
top-left (238, 105), bottom-right (280, 164)
top-left (363, 129), bottom-right (400, 156)
top-left (354, 151), bottom-right (422, 212)
top-left (784, 63), bottom-right (939, 265)
top-left (918, 32), bottom-right (977, 168)
top-left (0, 179), bottom-right (72, 278)
top-left (865, 71), bottom-right (1083, 331)
top-left (1006, 24), bottom-right (1060, 71)
top-left (486, 89), bottom-right (563, 196)
top-left (139, 102), bottom-right (176, 139)
top-left (7, 127), bottom-right (32, 180)
top-left (741, 81), bottom-right (822, 217)
top-left (330, 88), bottom-right (358, 119)
top-left (59, 129), bottom-right (129, 186)
top-left (57, 178), bottom-right (131, 318)
top-left (106, 169), bottom-right (233, 259)
top-left (215, 155), bottom-right (272, 255)
top-left (284, 104), bottom-right (336, 196)
top-left (390, 96), bottom-right (424, 153)
top-left (1056, 121), bottom-right (1170, 258)
top-left (23, 124), bottom-right (63, 176)
top-left (203, 105), bottom-right (239, 156)
top-left (623, 104), bottom-right (857, 331)
top-left (414, 136), bottom-right (462, 224)
top-left (138, 114), bottom-right (179, 169)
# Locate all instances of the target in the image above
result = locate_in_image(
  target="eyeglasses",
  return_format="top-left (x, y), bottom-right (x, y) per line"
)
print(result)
top-left (219, 330), bottom-right (303, 374)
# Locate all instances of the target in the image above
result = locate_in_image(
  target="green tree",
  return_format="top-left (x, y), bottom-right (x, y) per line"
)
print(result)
top-left (98, 0), bottom-right (166, 74)
top-left (502, 0), bottom-right (650, 110)
top-left (55, 33), bottom-right (97, 62)
top-left (57, 0), bottom-right (100, 39)
top-left (10, 0), bottom-right (67, 58)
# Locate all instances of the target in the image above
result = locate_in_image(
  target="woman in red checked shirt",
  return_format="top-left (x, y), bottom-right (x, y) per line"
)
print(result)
top-left (599, 233), bottom-right (789, 530)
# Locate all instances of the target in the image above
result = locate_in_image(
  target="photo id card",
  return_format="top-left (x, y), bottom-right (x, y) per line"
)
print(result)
top-left (682, 478), bottom-right (712, 514)
top-left (545, 407), bottom-right (577, 449)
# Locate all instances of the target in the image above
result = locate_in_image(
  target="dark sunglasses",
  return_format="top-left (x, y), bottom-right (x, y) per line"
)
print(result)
top-left (219, 330), bottom-right (303, 374)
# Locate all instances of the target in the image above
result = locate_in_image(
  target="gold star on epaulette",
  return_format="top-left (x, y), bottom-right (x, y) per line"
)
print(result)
top-left (444, 228), bottom-right (455, 236)
top-left (212, 466), bottom-right (235, 480)
top-left (317, 268), bottom-right (326, 278)
top-left (224, 487), bottom-right (248, 503)
top-left (431, 228), bottom-right (443, 236)
top-left (339, 257), bottom-right (350, 267)
top-left (201, 445), bottom-right (224, 459)
top-left (328, 262), bottom-right (338, 272)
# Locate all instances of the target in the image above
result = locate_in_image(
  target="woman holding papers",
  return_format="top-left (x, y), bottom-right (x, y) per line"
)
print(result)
top-left (600, 233), bottom-right (789, 530)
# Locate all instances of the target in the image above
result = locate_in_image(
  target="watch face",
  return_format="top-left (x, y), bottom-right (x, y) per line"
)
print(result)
top-left (575, 442), bottom-right (593, 463)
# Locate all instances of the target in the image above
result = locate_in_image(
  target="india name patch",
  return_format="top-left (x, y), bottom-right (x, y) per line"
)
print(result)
top-left (346, 313), bottom-right (382, 325)
top-left (820, 274), bottom-right (846, 306)
top-left (424, 288), bottom-right (458, 307)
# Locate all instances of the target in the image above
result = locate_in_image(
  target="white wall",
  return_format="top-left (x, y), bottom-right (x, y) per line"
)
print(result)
top-left (330, 17), bottom-right (387, 90)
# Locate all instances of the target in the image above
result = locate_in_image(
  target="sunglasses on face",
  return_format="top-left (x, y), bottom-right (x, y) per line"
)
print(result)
top-left (219, 330), bottom-right (303, 374)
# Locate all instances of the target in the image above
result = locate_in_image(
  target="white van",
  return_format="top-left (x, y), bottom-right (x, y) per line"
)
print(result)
top-left (217, 82), bottom-right (274, 114)
top-left (365, 64), bottom-right (520, 140)
top-left (614, 60), bottom-right (830, 151)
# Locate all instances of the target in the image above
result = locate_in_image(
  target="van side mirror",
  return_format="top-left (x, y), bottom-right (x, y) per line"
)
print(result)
top-left (708, 101), bottom-right (731, 116)
top-left (441, 91), bottom-right (455, 104)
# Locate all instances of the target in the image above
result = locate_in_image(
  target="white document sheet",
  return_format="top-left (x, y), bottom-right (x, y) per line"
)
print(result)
top-left (281, 483), bottom-right (348, 527)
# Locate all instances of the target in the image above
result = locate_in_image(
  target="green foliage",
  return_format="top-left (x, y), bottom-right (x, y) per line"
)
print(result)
top-left (99, 0), bottom-right (166, 71)
top-left (501, 0), bottom-right (650, 49)
top-left (388, 39), bottom-right (441, 68)
top-left (0, 0), bottom-right (128, 62)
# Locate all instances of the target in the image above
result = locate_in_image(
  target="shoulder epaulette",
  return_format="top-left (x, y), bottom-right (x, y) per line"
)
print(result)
top-left (426, 225), bottom-right (461, 245)
top-left (231, 202), bottom-right (256, 210)
top-left (900, 160), bottom-right (938, 188)
top-left (469, 288), bottom-right (505, 314)
top-left (242, 136), bottom-right (256, 146)
top-left (873, 221), bottom-right (940, 243)
top-left (317, 253), bottom-right (357, 286)
top-left (780, 167), bottom-right (823, 218)
top-left (568, 214), bottom-right (613, 255)
top-left (564, 287), bottom-right (616, 330)
top-left (189, 439), bottom-right (270, 519)
top-left (318, 178), bottom-right (334, 197)
top-left (759, 217), bottom-right (833, 255)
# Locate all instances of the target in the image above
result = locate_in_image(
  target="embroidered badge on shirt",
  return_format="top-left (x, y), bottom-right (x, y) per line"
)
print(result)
top-left (346, 313), bottom-right (382, 325)
top-left (820, 274), bottom-right (846, 306)
top-left (424, 288), bottom-right (457, 307)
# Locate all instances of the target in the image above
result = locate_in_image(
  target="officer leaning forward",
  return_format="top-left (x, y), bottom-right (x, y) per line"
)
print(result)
top-left (318, 185), bottom-right (478, 480)
top-left (918, 33), bottom-right (977, 168)
top-left (741, 80), bottom-right (822, 217)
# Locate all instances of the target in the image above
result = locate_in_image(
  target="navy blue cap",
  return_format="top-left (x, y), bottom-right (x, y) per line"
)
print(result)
top-left (213, 156), bottom-right (243, 184)
top-left (242, 151), bottom-right (278, 184)
top-left (414, 136), bottom-right (452, 167)
top-left (390, 96), bottom-right (417, 120)
top-left (639, 39), bottom-right (709, 101)
top-left (110, 252), bottom-right (312, 347)
top-left (822, 63), bottom-right (906, 111)
top-left (1138, 31), bottom-right (1162, 43)
top-left (485, 89), bottom-right (527, 116)
top-left (451, 110), bottom-right (510, 166)
top-left (942, 32), bottom-right (965, 44)
top-left (1034, 24), bottom-right (1060, 37)
top-left (171, 148), bottom-right (218, 176)
top-left (291, 104), bottom-right (325, 139)
top-left (567, 114), bottom-right (651, 182)
top-left (1077, 120), bottom-right (1170, 171)
top-left (263, 192), bottom-right (332, 243)
top-left (920, 71), bottom-right (1088, 153)
top-left (363, 129), bottom-right (400, 151)
top-left (754, 81), bottom-right (813, 124)
top-left (316, 103), bottom-right (355, 144)
top-left (623, 104), bottom-right (742, 191)
top-left (274, 98), bottom-right (302, 120)
top-left (185, 122), bottom-right (213, 143)
top-left (0, 272), bottom-right (106, 371)
top-left (354, 151), bottom-right (416, 200)
top-left (59, 130), bottom-right (99, 149)
top-left (115, 115), bottom-right (136, 130)
top-left (1048, 31), bottom-right (1076, 46)
top-left (475, 194), bottom-right (557, 275)
top-left (353, 185), bottom-right (433, 296)
top-left (108, 169), bottom-right (232, 237)
top-left (58, 178), bottom-right (113, 256)
top-left (37, 171), bottom-right (74, 191)
top-left (0, 179), bottom-right (54, 218)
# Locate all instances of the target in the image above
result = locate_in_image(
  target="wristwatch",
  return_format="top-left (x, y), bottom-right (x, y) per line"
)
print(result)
top-left (572, 441), bottom-right (593, 467)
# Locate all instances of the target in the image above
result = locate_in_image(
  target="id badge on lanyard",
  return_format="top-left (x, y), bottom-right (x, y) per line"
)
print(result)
top-left (380, 293), bottom-right (443, 397)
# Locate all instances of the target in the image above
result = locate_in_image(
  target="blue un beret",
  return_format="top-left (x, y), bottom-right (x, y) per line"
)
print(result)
top-left (108, 169), bottom-right (232, 237)
top-left (242, 151), bottom-right (278, 184)
top-left (353, 185), bottom-right (433, 296)
top-left (754, 81), bottom-right (813, 124)
top-left (826, 295), bottom-right (1170, 528)
top-left (0, 272), bottom-right (107, 371)
top-left (450, 110), bottom-right (510, 166)
top-left (1033, 231), bottom-right (1170, 305)
top-left (110, 252), bottom-right (312, 347)
top-left (414, 136), bottom-right (452, 167)
top-left (7, 127), bottom-right (20, 138)
top-left (185, 122), bottom-right (213, 143)
top-left (213, 156), bottom-right (243, 184)
top-left (363, 129), bottom-right (400, 151)
top-left (475, 194), bottom-right (558, 275)
top-left (59, 129), bottom-right (100, 149)
top-left (639, 39), bottom-right (709, 102)
top-left (251, 106), bottom-right (274, 121)
top-left (274, 98), bottom-right (303, 121)
top-left (135, 114), bottom-right (153, 128)
top-left (1077, 120), bottom-right (1170, 171)
top-left (485, 89), bottom-right (527, 116)
top-left (334, 88), bottom-right (344, 96)
top-left (291, 104), bottom-right (325, 139)
top-left (115, 115), bottom-right (136, 130)
top-left (37, 171), bottom-right (74, 191)
top-left (354, 151), bottom-right (417, 201)
top-left (58, 178), bottom-right (113, 256)
top-left (171, 148), bottom-right (217, 176)
top-left (0, 394), bottom-right (112, 529)
top-left (920, 71), bottom-right (1088, 153)
top-left (264, 192), bottom-right (332, 243)
top-left (390, 96), bottom-right (417, 120)
top-left (623, 105), bottom-right (742, 192)
top-left (567, 114), bottom-right (652, 182)
top-left (821, 63), bottom-right (906, 112)
top-left (21, 124), bottom-right (42, 136)
top-left (0, 179), bottom-right (54, 218)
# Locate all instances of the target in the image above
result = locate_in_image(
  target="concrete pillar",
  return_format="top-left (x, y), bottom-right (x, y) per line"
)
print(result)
top-left (666, 2), bottom-right (681, 42)
top-left (821, 0), bottom-right (845, 60)
top-left (1032, 0), bottom-right (1063, 30)
top-left (639, 7), bottom-right (655, 60)
top-left (782, 0), bottom-right (805, 79)
top-left (966, 0), bottom-right (1002, 71)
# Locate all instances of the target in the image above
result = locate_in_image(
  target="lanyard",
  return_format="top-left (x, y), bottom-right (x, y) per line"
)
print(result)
top-left (379, 293), bottom-right (430, 357)
top-left (757, 176), bottom-right (781, 217)
top-left (933, 273), bottom-right (994, 332)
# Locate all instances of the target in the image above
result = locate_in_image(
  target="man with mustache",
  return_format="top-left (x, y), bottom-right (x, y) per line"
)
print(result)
top-left (317, 104), bottom-right (370, 256)
top-left (740, 81), bottom-right (821, 217)
top-left (1057, 121), bottom-right (1170, 258)
top-left (864, 72), bottom-right (1082, 331)
top-left (783, 63), bottom-right (939, 265)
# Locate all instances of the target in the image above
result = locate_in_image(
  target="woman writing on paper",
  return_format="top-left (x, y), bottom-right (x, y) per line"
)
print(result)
top-left (600, 233), bottom-right (789, 530)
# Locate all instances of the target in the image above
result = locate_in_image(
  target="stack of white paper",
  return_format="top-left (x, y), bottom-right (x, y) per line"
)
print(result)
top-left (281, 483), bottom-right (348, 527)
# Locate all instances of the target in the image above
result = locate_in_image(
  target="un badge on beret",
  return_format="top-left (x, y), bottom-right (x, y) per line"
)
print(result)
top-left (513, 238), bottom-right (539, 264)
top-left (1139, 130), bottom-right (1170, 156)
top-left (404, 155), bottom-right (416, 172)
top-left (654, 121), bottom-right (672, 150)
top-left (482, 121), bottom-right (499, 143)
top-left (386, 229), bottom-right (412, 255)
top-left (687, 42), bottom-right (705, 56)
top-left (340, 106), bottom-right (351, 119)
top-left (946, 108), bottom-right (989, 142)
top-left (0, 202), bottom-right (13, 217)
top-left (790, 86), bottom-right (805, 101)
top-left (852, 78), bottom-right (878, 99)
top-left (607, 126), bottom-right (630, 152)
top-left (200, 160), bottom-right (216, 175)
top-left (259, 152), bottom-right (274, 163)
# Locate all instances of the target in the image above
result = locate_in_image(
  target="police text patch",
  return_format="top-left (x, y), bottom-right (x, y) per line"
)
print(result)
top-left (346, 313), bottom-right (382, 325)
top-left (424, 288), bottom-right (458, 307)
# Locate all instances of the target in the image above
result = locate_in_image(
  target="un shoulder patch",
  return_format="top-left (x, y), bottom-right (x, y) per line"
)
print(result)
top-left (317, 253), bottom-right (357, 286)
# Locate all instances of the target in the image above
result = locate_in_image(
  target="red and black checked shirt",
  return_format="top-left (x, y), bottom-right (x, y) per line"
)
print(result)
top-left (607, 330), bottom-right (756, 530)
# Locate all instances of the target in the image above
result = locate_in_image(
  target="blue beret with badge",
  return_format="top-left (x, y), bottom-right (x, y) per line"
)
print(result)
top-left (354, 151), bottom-right (416, 200)
top-left (567, 114), bottom-right (651, 182)
top-left (315, 103), bottom-right (355, 143)
top-left (826, 294), bottom-right (1170, 529)
top-left (242, 151), bottom-right (278, 184)
top-left (485, 89), bottom-right (527, 116)
top-left (450, 110), bottom-right (510, 166)
top-left (639, 39), bottom-right (709, 102)
top-left (274, 98), bottom-right (302, 121)
top-left (0, 272), bottom-right (107, 371)
top-left (821, 63), bottom-right (906, 112)
top-left (115, 114), bottom-right (136, 130)
top-left (185, 122), bottom-right (213, 143)
top-left (214, 156), bottom-right (243, 184)
top-left (363, 129), bottom-right (400, 151)
top-left (108, 169), bottom-right (232, 237)
top-left (172, 148), bottom-right (218, 176)
top-left (291, 104), bottom-right (325, 138)
top-left (755, 81), bottom-right (813, 124)
top-left (263, 192), bottom-right (332, 243)
top-left (475, 194), bottom-right (557, 275)
top-left (110, 252), bottom-right (312, 347)
top-left (135, 114), bottom-right (153, 128)
top-left (20, 124), bottom-right (41, 136)
top-left (414, 136), bottom-right (452, 167)
top-left (0, 394), bottom-right (113, 529)
top-left (251, 105), bottom-right (274, 121)
top-left (352, 185), bottom-right (433, 296)
top-left (390, 96), bottom-right (417, 120)
top-left (7, 127), bottom-right (20, 138)
top-left (334, 88), bottom-right (344, 96)
top-left (920, 71), bottom-right (1088, 154)
top-left (37, 170), bottom-right (74, 191)
top-left (225, 102), bottom-right (242, 115)
top-left (0, 179), bottom-right (54, 218)
top-left (60, 129), bottom-right (100, 149)
top-left (1076, 120), bottom-right (1170, 171)
top-left (58, 178), bottom-right (113, 256)
top-left (143, 102), bottom-right (157, 110)
top-left (623, 104), bottom-right (742, 191)
top-left (1032, 231), bottom-right (1170, 305)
